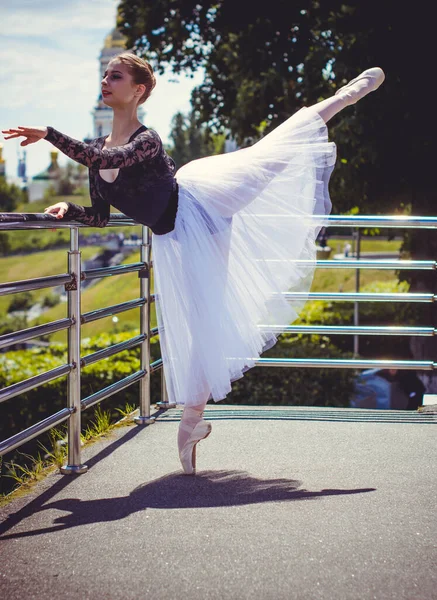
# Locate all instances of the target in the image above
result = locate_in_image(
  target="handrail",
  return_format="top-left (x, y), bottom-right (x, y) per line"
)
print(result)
top-left (3, 212), bottom-right (437, 229)
top-left (0, 218), bottom-right (155, 473)
top-left (1, 211), bottom-right (437, 473)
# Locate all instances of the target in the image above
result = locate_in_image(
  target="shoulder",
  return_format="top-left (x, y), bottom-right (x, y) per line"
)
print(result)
top-left (137, 128), bottom-right (162, 144)
top-left (133, 128), bottom-right (163, 157)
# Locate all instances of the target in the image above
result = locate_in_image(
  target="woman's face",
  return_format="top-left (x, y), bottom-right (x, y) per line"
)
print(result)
top-left (101, 60), bottom-right (144, 107)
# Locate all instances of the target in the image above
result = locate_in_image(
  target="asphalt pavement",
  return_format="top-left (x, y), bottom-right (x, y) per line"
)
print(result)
top-left (1, 405), bottom-right (436, 600)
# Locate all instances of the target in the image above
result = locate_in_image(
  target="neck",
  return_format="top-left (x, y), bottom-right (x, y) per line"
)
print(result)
top-left (110, 108), bottom-right (142, 142)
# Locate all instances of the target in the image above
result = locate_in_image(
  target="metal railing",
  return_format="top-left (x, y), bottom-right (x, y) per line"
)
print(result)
top-left (0, 212), bottom-right (436, 473)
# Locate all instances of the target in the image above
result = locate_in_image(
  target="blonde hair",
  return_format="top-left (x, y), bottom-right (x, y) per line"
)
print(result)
top-left (109, 52), bottom-right (156, 105)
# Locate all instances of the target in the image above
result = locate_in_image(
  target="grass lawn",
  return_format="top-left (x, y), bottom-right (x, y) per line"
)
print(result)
top-left (31, 249), bottom-right (157, 344)
top-left (1, 235), bottom-right (406, 341)
top-left (312, 237), bottom-right (405, 293)
top-left (0, 246), bottom-right (102, 316)
top-left (326, 237), bottom-right (403, 254)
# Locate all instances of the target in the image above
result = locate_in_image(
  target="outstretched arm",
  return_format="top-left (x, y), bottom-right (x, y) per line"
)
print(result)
top-left (1, 125), bottom-right (162, 169)
top-left (44, 127), bottom-right (162, 169)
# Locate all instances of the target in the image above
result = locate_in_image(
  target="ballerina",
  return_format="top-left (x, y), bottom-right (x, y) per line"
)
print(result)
top-left (2, 53), bottom-right (384, 475)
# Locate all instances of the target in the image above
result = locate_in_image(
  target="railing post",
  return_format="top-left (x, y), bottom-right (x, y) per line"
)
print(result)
top-left (61, 227), bottom-right (87, 474)
top-left (162, 369), bottom-right (169, 404)
top-left (354, 228), bottom-right (361, 356)
top-left (157, 367), bottom-right (177, 408)
top-left (135, 225), bottom-right (155, 425)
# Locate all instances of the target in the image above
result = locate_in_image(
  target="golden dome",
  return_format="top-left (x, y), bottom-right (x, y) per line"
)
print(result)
top-left (104, 27), bottom-right (126, 49)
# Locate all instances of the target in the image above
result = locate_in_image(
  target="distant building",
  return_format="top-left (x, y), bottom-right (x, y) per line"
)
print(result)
top-left (20, 26), bottom-right (146, 199)
top-left (27, 151), bottom-right (62, 202)
top-left (17, 150), bottom-right (27, 182)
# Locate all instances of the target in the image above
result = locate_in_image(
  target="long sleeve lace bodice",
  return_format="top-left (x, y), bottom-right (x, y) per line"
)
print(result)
top-left (45, 126), bottom-right (162, 169)
top-left (44, 125), bottom-right (178, 232)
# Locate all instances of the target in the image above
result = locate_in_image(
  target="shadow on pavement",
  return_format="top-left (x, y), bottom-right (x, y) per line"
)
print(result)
top-left (0, 469), bottom-right (376, 540)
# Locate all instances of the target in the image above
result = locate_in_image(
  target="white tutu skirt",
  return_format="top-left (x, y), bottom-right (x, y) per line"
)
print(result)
top-left (152, 107), bottom-right (337, 407)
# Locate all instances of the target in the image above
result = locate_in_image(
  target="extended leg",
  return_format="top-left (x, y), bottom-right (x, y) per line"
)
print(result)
top-left (306, 67), bottom-right (385, 124)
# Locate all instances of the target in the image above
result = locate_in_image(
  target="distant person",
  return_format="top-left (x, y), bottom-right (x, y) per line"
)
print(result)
top-left (318, 227), bottom-right (329, 248)
top-left (2, 56), bottom-right (385, 474)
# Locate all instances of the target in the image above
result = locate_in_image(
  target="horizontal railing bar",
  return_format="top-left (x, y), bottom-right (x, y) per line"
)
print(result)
top-left (261, 325), bottom-right (436, 336)
top-left (323, 215), bottom-right (437, 228)
top-left (0, 273), bottom-right (71, 296)
top-left (242, 214), bottom-right (437, 229)
top-left (4, 213), bottom-right (437, 229)
top-left (0, 212), bottom-right (139, 230)
top-left (81, 334), bottom-right (146, 367)
top-left (150, 326), bottom-right (159, 337)
top-left (0, 318), bottom-right (72, 350)
top-left (255, 358), bottom-right (436, 370)
top-left (81, 370), bottom-right (146, 410)
top-left (83, 262), bottom-right (145, 280)
top-left (151, 259), bottom-right (436, 272)
top-left (81, 298), bottom-right (146, 324)
top-left (0, 408), bottom-right (73, 457)
top-left (261, 259), bottom-right (436, 270)
top-left (282, 292), bottom-right (436, 303)
top-left (0, 364), bottom-right (72, 404)
top-left (150, 358), bottom-right (163, 373)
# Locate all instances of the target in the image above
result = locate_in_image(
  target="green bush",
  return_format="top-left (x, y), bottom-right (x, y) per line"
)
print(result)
top-left (296, 279), bottom-right (427, 358)
top-left (0, 329), bottom-right (355, 446)
top-left (7, 292), bottom-right (34, 313)
top-left (0, 232), bottom-right (11, 256)
top-left (0, 332), bottom-right (162, 442)
top-left (41, 292), bottom-right (60, 308)
top-left (0, 314), bottom-right (28, 336)
top-left (227, 334), bottom-right (355, 407)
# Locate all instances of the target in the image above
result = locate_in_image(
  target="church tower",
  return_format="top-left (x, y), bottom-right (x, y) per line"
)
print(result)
top-left (91, 27), bottom-right (145, 139)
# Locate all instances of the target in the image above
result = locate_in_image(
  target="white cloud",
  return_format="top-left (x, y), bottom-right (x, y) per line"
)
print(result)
top-left (0, 42), bottom-right (98, 110)
top-left (0, 0), bottom-right (205, 179)
top-left (0, 0), bottom-right (118, 37)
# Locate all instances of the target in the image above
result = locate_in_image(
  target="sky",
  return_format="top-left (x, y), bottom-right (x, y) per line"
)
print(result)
top-left (0, 0), bottom-right (204, 180)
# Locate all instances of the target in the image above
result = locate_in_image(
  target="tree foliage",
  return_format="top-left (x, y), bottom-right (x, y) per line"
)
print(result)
top-left (117, 0), bottom-right (431, 214)
top-left (167, 109), bottom-right (225, 168)
top-left (117, 0), bottom-right (435, 383)
top-left (0, 177), bottom-right (27, 212)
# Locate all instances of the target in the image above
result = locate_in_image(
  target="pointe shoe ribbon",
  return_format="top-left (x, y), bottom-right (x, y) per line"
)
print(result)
top-left (335, 67), bottom-right (385, 105)
top-left (179, 420), bottom-right (212, 475)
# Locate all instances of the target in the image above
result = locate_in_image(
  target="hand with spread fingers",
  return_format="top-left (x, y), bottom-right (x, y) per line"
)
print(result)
top-left (1, 126), bottom-right (48, 146)
top-left (44, 202), bottom-right (69, 219)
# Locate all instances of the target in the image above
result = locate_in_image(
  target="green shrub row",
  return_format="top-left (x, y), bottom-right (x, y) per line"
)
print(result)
top-left (0, 328), bottom-right (356, 442)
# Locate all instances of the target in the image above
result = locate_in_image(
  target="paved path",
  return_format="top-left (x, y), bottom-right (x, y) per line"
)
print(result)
top-left (1, 405), bottom-right (436, 600)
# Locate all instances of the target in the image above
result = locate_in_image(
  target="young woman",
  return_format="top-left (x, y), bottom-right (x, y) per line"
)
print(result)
top-left (2, 53), bottom-right (384, 475)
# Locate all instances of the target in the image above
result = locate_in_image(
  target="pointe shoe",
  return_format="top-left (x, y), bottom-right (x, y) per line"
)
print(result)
top-left (335, 67), bottom-right (385, 106)
top-left (179, 420), bottom-right (212, 475)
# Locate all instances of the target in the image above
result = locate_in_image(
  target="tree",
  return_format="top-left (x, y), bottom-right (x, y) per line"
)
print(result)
top-left (167, 109), bottom-right (225, 168)
top-left (0, 177), bottom-right (27, 212)
top-left (117, 1), bottom-right (431, 210)
top-left (117, 1), bottom-right (436, 387)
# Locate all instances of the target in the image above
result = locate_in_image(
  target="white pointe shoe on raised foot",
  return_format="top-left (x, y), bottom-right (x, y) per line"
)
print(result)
top-left (335, 67), bottom-right (385, 106)
top-left (179, 419), bottom-right (212, 475)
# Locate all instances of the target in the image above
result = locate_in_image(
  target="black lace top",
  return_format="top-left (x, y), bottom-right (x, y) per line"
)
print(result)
top-left (44, 125), bottom-right (178, 234)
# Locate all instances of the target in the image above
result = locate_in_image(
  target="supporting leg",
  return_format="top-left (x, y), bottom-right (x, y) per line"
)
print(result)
top-left (177, 397), bottom-right (209, 452)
